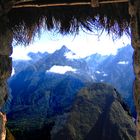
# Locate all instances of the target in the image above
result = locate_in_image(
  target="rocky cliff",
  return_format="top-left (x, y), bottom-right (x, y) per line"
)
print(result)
top-left (52, 83), bottom-right (136, 140)
top-left (0, 5), bottom-right (13, 139)
top-left (7, 83), bottom-right (136, 140)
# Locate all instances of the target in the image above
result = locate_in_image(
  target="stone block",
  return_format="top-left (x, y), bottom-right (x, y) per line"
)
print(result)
top-left (0, 55), bottom-right (12, 80)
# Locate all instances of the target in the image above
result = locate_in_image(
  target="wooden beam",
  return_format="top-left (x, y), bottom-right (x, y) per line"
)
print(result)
top-left (13, 0), bottom-right (128, 9)
top-left (100, 0), bottom-right (128, 4)
top-left (13, 2), bottom-right (90, 8)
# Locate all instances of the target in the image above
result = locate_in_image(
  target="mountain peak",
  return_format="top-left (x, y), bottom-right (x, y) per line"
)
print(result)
top-left (61, 45), bottom-right (69, 50)
top-left (58, 45), bottom-right (71, 53)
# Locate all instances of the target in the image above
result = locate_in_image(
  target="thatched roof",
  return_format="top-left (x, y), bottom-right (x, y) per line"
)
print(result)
top-left (4, 0), bottom-right (130, 45)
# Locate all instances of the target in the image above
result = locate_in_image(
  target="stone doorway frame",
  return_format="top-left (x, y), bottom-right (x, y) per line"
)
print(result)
top-left (0, 1), bottom-right (140, 140)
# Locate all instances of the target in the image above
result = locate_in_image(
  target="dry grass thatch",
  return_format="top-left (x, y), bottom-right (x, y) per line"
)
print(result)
top-left (5, 0), bottom-right (130, 45)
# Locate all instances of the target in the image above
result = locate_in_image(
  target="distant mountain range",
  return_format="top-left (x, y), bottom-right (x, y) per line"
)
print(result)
top-left (87, 45), bottom-right (135, 114)
top-left (4, 44), bottom-right (136, 139)
top-left (10, 44), bottom-right (135, 112)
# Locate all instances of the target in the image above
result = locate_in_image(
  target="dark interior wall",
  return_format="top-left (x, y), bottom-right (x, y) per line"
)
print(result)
top-left (129, 1), bottom-right (140, 140)
top-left (0, 2), bottom-right (13, 138)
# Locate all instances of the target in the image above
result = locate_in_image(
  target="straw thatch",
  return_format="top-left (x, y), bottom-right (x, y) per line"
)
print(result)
top-left (5, 0), bottom-right (130, 45)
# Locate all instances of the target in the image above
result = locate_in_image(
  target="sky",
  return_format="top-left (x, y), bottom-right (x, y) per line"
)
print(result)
top-left (11, 30), bottom-right (131, 60)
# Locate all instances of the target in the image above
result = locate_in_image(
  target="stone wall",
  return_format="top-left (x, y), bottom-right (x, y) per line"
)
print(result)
top-left (0, 13), bottom-right (13, 140)
top-left (0, 112), bottom-right (7, 140)
top-left (129, 1), bottom-right (140, 140)
top-left (0, 1), bottom-right (139, 140)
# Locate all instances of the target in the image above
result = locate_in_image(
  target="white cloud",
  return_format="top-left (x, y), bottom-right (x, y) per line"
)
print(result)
top-left (11, 47), bottom-right (31, 60)
top-left (11, 67), bottom-right (15, 76)
top-left (103, 73), bottom-right (108, 77)
top-left (46, 65), bottom-right (77, 74)
top-left (118, 61), bottom-right (129, 65)
top-left (64, 51), bottom-right (80, 59)
top-left (96, 71), bottom-right (101, 74)
top-left (12, 30), bottom-right (131, 60)
top-left (91, 75), bottom-right (95, 80)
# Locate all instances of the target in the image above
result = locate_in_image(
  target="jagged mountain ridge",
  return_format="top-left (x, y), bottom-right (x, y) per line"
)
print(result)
top-left (7, 83), bottom-right (136, 140)
top-left (92, 45), bottom-right (135, 114)
top-left (8, 73), bottom-right (85, 116)
top-left (7, 72), bottom-right (85, 139)
top-left (10, 44), bottom-right (135, 114)
top-left (5, 44), bottom-right (136, 139)
top-left (12, 45), bottom-right (93, 82)
top-left (52, 83), bottom-right (136, 140)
